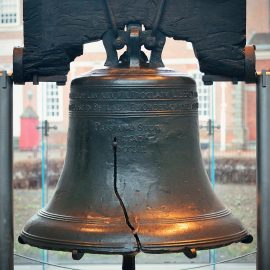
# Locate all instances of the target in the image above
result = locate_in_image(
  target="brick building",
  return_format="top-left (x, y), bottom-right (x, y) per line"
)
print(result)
top-left (0, 0), bottom-right (269, 151)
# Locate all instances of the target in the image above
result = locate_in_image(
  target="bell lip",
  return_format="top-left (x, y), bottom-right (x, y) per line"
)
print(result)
top-left (19, 230), bottom-right (139, 255)
top-left (20, 208), bottom-right (251, 255)
top-left (140, 229), bottom-right (250, 252)
top-left (19, 229), bottom-right (250, 255)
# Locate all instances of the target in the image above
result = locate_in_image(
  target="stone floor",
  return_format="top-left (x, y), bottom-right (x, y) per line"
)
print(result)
top-left (15, 264), bottom-right (256, 270)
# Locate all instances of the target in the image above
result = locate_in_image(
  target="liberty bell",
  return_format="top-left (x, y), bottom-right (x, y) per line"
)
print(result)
top-left (19, 25), bottom-right (252, 262)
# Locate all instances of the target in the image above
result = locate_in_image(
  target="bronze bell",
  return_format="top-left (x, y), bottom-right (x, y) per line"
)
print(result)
top-left (19, 67), bottom-right (252, 259)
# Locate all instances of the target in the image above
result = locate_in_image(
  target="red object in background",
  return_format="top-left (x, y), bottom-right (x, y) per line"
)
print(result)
top-left (19, 106), bottom-right (39, 151)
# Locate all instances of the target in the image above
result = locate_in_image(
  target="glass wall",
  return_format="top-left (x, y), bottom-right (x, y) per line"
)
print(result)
top-left (0, 1), bottom-right (263, 269)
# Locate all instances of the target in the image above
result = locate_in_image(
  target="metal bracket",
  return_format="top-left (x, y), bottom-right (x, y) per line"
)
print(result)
top-left (202, 75), bottom-right (239, 86)
top-left (102, 0), bottom-right (166, 68)
top-left (32, 74), bottom-right (67, 86)
top-left (127, 24), bottom-right (142, 67)
top-left (102, 24), bottom-right (166, 68)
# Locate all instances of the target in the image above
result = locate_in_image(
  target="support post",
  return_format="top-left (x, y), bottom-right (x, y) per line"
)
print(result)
top-left (0, 71), bottom-right (14, 270)
top-left (122, 255), bottom-right (135, 270)
top-left (257, 71), bottom-right (270, 270)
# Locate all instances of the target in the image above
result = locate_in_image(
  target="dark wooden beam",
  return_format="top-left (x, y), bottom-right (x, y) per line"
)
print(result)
top-left (14, 0), bottom-right (251, 83)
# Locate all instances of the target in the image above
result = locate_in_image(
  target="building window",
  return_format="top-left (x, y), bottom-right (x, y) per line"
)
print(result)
top-left (43, 82), bottom-right (63, 122)
top-left (192, 72), bottom-right (210, 119)
top-left (46, 83), bottom-right (59, 118)
top-left (0, 0), bottom-right (18, 25)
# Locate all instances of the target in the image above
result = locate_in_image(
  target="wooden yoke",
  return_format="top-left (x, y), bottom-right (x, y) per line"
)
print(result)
top-left (13, 0), bottom-right (256, 85)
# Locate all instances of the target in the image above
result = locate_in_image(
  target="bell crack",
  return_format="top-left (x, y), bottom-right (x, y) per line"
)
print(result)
top-left (112, 137), bottom-right (142, 251)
